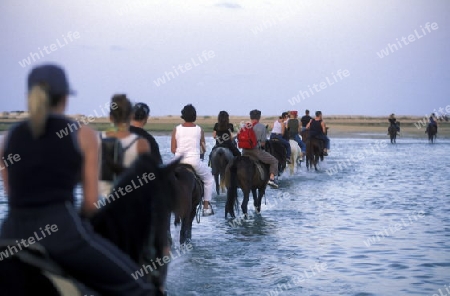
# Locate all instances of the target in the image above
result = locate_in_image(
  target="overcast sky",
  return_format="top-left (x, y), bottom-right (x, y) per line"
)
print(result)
top-left (1, 0), bottom-right (449, 117)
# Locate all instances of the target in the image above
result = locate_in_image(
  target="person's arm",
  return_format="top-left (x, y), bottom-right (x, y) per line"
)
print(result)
top-left (136, 138), bottom-right (150, 154)
top-left (200, 129), bottom-right (206, 154)
top-left (306, 119), bottom-right (312, 130)
top-left (170, 127), bottom-right (177, 154)
top-left (260, 124), bottom-right (267, 148)
top-left (321, 121), bottom-right (327, 134)
top-left (281, 120), bottom-right (286, 134)
top-left (78, 125), bottom-right (100, 217)
top-left (212, 130), bottom-right (217, 139)
top-left (0, 132), bottom-right (9, 196)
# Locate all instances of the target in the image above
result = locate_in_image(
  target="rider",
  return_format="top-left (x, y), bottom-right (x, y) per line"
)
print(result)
top-left (210, 110), bottom-right (241, 159)
top-left (388, 113), bottom-right (400, 134)
top-left (427, 113), bottom-right (438, 134)
top-left (241, 109), bottom-right (280, 189)
top-left (300, 109), bottom-right (312, 132)
top-left (306, 111), bottom-right (330, 156)
top-left (286, 111), bottom-right (306, 157)
top-left (0, 64), bottom-right (154, 295)
top-left (99, 95), bottom-right (150, 198)
top-left (171, 104), bottom-right (215, 216)
top-left (130, 102), bottom-right (163, 164)
top-left (270, 112), bottom-right (291, 164)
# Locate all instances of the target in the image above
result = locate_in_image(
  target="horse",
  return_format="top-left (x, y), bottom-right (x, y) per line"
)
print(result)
top-left (305, 137), bottom-right (323, 171)
top-left (210, 147), bottom-right (234, 195)
top-left (426, 124), bottom-right (437, 143)
top-left (264, 139), bottom-right (287, 175)
top-left (172, 164), bottom-right (203, 245)
top-left (225, 155), bottom-right (269, 219)
top-left (288, 139), bottom-right (302, 175)
top-left (0, 153), bottom-right (181, 296)
top-left (388, 125), bottom-right (397, 144)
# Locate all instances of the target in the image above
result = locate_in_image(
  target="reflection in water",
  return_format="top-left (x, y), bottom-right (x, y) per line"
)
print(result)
top-left (1, 137), bottom-right (449, 296)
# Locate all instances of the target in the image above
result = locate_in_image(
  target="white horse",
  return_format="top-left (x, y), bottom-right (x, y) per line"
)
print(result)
top-left (288, 139), bottom-right (302, 175)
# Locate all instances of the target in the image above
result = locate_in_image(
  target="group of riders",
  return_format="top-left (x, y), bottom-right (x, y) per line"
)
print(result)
top-left (0, 63), bottom-right (331, 295)
top-left (208, 109), bottom-right (331, 189)
top-left (387, 113), bottom-right (439, 136)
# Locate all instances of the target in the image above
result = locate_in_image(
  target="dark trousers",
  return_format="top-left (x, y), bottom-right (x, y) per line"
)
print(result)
top-left (270, 133), bottom-right (291, 158)
top-left (0, 202), bottom-right (154, 296)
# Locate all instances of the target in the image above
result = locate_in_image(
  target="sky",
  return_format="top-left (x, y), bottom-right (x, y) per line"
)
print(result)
top-left (0, 0), bottom-right (449, 117)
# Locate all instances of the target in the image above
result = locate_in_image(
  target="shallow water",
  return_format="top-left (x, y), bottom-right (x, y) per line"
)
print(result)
top-left (1, 136), bottom-right (449, 296)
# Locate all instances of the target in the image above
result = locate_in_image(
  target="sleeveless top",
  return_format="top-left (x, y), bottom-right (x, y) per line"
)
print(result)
top-left (98, 132), bottom-right (139, 197)
top-left (4, 115), bottom-right (82, 208)
top-left (271, 120), bottom-right (283, 134)
top-left (213, 123), bottom-right (234, 146)
top-left (175, 125), bottom-right (201, 159)
top-left (287, 119), bottom-right (299, 139)
top-left (309, 119), bottom-right (323, 137)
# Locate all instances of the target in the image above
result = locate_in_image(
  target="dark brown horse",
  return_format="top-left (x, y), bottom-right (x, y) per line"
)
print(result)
top-left (426, 124), bottom-right (437, 143)
top-left (302, 129), bottom-right (325, 171)
top-left (225, 155), bottom-right (269, 219)
top-left (0, 153), bottom-right (181, 296)
top-left (388, 125), bottom-right (397, 144)
top-left (172, 164), bottom-right (203, 245)
top-left (210, 147), bottom-right (234, 195)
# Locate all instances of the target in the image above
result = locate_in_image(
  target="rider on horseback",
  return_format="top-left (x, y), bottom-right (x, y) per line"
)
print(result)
top-left (0, 64), bottom-right (154, 295)
top-left (241, 109), bottom-right (280, 189)
top-left (270, 112), bottom-right (292, 164)
top-left (171, 104), bottom-right (215, 216)
top-left (306, 111), bottom-right (330, 156)
top-left (210, 110), bottom-right (241, 161)
top-left (388, 113), bottom-right (400, 135)
top-left (427, 113), bottom-right (438, 134)
top-left (286, 111), bottom-right (306, 158)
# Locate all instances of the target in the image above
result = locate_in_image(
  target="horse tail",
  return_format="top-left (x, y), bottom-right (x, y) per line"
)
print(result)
top-left (225, 157), bottom-right (238, 218)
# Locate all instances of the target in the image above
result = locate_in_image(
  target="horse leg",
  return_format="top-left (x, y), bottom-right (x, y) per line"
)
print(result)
top-left (214, 174), bottom-right (220, 195)
top-left (179, 215), bottom-right (190, 245)
top-left (252, 188), bottom-right (261, 213)
top-left (241, 189), bottom-right (250, 218)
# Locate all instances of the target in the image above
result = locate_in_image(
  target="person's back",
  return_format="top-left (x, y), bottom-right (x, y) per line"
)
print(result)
top-left (301, 110), bottom-right (312, 130)
top-left (309, 118), bottom-right (323, 137)
top-left (211, 111), bottom-right (240, 158)
top-left (0, 64), bottom-right (153, 295)
top-left (287, 118), bottom-right (299, 139)
top-left (130, 102), bottom-right (163, 164)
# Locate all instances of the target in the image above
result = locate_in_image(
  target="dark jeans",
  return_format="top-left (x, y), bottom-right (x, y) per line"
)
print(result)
top-left (0, 202), bottom-right (154, 296)
top-left (292, 134), bottom-right (306, 152)
top-left (270, 133), bottom-right (291, 158)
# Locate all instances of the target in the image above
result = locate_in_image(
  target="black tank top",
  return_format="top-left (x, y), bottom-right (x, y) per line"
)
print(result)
top-left (4, 115), bottom-right (82, 208)
top-left (309, 119), bottom-right (323, 137)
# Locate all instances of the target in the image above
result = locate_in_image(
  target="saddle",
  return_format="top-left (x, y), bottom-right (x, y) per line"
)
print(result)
top-left (178, 164), bottom-right (205, 197)
top-left (241, 155), bottom-right (266, 181)
top-left (0, 240), bottom-right (96, 295)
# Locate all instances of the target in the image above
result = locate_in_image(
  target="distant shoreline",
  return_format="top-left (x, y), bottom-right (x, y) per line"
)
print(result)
top-left (0, 115), bottom-right (448, 139)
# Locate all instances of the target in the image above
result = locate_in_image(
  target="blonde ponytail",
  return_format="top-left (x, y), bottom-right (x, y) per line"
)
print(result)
top-left (28, 85), bottom-right (50, 138)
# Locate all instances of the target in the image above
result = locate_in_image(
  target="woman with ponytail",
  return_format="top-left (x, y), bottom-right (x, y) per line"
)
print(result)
top-left (0, 64), bottom-right (154, 295)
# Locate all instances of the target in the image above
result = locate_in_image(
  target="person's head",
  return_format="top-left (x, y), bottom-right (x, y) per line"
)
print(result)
top-left (27, 64), bottom-right (75, 138)
top-left (290, 111), bottom-right (298, 118)
top-left (280, 112), bottom-right (289, 121)
top-left (217, 110), bottom-right (230, 130)
top-left (250, 109), bottom-right (261, 121)
top-left (132, 102), bottom-right (150, 123)
top-left (181, 104), bottom-right (196, 122)
top-left (110, 94), bottom-right (132, 125)
top-left (305, 109), bottom-right (310, 115)
top-left (390, 113), bottom-right (395, 118)
top-left (315, 111), bottom-right (322, 118)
